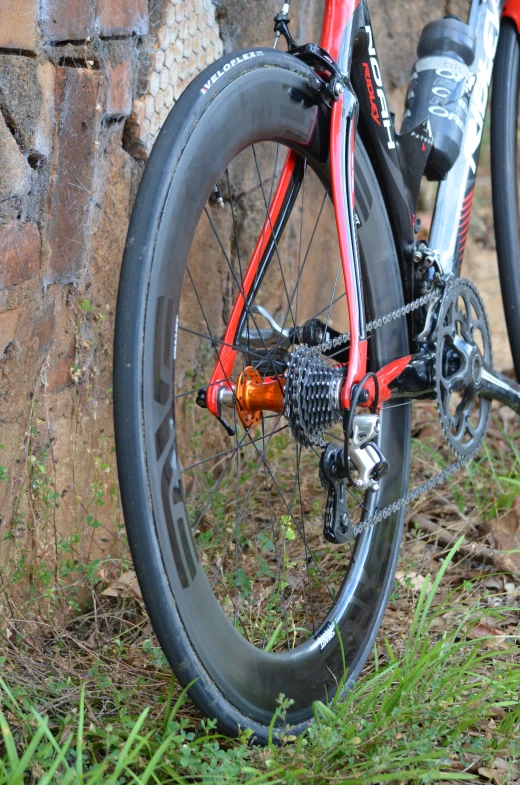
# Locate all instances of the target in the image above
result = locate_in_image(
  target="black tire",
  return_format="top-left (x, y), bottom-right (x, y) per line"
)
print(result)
top-left (491, 19), bottom-right (520, 378)
top-left (114, 48), bottom-right (411, 741)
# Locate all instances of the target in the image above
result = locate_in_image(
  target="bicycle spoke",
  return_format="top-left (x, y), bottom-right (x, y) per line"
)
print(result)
top-left (210, 410), bottom-right (287, 589)
top-left (175, 376), bottom-right (235, 402)
top-left (250, 160), bottom-right (335, 363)
top-left (252, 145), bottom-right (296, 332)
top-left (295, 443), bottom-right (315, 634)
top-left (244, 430), bottom-right (336, 603)
top-left (187, 266), bottom-right (230, 386)
top-left (178, 324), bottom-right (269, 364)
top-left (292, 162), bottom-right (306, 355)
top-left (190, 428), bottom-right (251, 533)
top-left (225, 168), bottom-right (244, 287)
top-left (233, 406), bottom-right (240, 627)
top-left (324, 258), bottom-right (342, 339)
top-left (262, 186), bottom-right (330, 362)
top-left (182, 424), bottom-right (288, 473)
top-left (260, 413), bottom-right (291, 650)
top-left (204, 206), bottom-right (288, 386)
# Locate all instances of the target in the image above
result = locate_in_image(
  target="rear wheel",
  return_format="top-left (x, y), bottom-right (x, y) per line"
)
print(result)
top-left (114, 49), bottom-right (411, 741)
top-left (491, 19), bottom-right (520, 377)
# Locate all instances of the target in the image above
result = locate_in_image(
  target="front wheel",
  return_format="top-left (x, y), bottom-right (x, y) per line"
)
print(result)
top-left (114, 48), bottom-right (411, 741)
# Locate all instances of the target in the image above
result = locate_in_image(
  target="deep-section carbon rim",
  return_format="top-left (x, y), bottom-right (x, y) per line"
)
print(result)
top-left (115, 50), bottom-right (411, 736)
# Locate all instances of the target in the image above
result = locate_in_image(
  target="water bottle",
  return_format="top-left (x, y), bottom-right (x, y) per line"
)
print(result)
top-left (401, 16), bottom-right (476, 180)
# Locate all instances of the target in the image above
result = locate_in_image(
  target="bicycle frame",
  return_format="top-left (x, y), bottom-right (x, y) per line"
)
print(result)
top-left (206, 0), bottom-right (519, 424)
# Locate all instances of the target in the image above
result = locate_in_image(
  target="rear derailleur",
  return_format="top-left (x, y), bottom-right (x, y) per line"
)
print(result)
top-left (320, 413), bottom-right (388, 544)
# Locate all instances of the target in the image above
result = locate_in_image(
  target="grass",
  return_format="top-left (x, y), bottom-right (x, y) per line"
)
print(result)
top-left (1, 405), bottom-right (519, 783)
top-left (0, 549), bottom-right (518, 783)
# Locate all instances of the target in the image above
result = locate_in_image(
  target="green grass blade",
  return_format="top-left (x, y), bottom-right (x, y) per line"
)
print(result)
top-left (264, 621), bottom-right (283, 653)
top-left (76, 683), bottom-right (85, 781)
top-left (0, 711), bottom-right (19, 772)
top-left (9, 719), bottom-right (47, 785)
top-left (37, 736), bottom-right (74, 785)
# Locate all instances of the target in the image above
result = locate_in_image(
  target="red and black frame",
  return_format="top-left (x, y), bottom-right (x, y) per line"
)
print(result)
top-left (204, 0), bottom-right (520, 432)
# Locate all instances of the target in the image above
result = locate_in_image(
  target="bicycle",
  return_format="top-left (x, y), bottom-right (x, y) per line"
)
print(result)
top-left (114, 0), bottom-right (520, 740)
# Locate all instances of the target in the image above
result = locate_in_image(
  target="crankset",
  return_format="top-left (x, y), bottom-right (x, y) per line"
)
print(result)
top-left (434, 278), bottom-right (491, 456)
top-left (434, 279), bottom-right (520, 441)
top-left (314, 277), bottom-right (520, 544)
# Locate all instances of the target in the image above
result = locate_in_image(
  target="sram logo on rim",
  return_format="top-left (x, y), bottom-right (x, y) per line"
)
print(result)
top-left (200, 51), bottom-right (265, 95)
top-left (364, 26), bottom-right (396, 150)
top-left (316, 622), bottom-right (336, 650)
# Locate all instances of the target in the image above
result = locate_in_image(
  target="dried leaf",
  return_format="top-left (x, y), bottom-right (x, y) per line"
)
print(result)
top-left (478, 767), bottom-right (503, 783)
top-left (395, 570), bottom-right (427, 592)
top-left (494, 759), bottom-right (520, 777)
top-left (486, 503), bottom-right (520, 573)
top-left (466, 622), bottom-right (511, 650)
top-left (102, 570), bottom-right (143, 602)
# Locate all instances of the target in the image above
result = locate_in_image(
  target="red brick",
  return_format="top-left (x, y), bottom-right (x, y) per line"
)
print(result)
top-left (35, 62), bottom-right (56, 158)
top-left (0, 309), bottom-right (20, 355)
top-left (0, 0), bottom-right (39, 51)
top-left (45, 67), bottom-right (103, 284)
top-left (46, 352), bottom-right (73, 393)
top-left (97, 0), bottom-right (148, 36)
top-left (40, 0), bottom-right (96, 41)
top-left (0, 111), bottom-right (32, 209)
top-left (104, 61), bottom-right (133, 117)
top-left (31, 303), bottom-right (56, 355)
top-left (0, 222), bottom-right (40, 288)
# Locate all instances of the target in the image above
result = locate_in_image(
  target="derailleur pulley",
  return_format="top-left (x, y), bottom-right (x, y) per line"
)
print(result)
top-left (320, 412), bottom-right (389, 544)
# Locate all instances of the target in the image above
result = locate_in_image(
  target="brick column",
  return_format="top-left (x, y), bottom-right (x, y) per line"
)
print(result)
top-left (0, 0), bottom-right (227, 584)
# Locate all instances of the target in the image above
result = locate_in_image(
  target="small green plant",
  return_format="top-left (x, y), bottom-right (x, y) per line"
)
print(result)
top-left (0, 444), bottom-right (7, 482)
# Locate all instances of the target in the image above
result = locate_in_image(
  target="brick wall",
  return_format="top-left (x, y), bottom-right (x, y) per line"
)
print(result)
top-left (0, 0), bottom-right (224, 593)
top-left (0, 0), bottom-right (468, 602)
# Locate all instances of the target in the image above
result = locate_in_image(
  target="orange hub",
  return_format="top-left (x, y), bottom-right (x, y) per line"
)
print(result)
top-left (234, 366), bottom-right (286, 430)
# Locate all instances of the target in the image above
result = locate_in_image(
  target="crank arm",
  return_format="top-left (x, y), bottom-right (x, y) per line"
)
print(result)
top-left (480, 366), bottom-right (520, 414)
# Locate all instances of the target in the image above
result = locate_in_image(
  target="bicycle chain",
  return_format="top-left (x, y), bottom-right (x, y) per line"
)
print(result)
top-left (319, 287), bottom-right (442, 356)
top-left (308, 281), bottom-right (479, 537)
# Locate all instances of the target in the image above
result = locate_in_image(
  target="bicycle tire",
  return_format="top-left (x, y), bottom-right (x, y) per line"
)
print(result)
top-left (114, 47), bottom-right (411, 741)
top-left (491, 19), bottom-right (520, 377)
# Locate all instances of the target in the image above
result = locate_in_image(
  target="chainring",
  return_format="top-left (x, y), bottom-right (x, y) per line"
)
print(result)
top-left (435, 278), bottom-right (492, 458)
